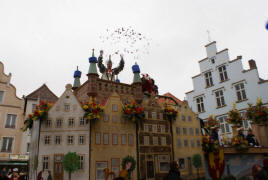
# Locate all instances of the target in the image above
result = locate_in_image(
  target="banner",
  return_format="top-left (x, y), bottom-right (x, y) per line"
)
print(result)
top-left (207, 148), bottom-right (225, 179)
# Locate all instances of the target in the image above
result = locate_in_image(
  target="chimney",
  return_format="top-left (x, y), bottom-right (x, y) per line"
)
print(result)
top-left (205, 41), bottom-right (217, 58)
top-left (248, 59), bottom-right (257, 69)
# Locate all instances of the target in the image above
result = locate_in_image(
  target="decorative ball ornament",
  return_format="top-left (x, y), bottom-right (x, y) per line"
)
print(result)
top-left (132, 62), bottom-right (140, 73)
top-left (89, 49), bottom-right (98, 63)
top-left (266, 21), bottom-right (268, 30)
top-left (74, 66), bottom-right (82, 78)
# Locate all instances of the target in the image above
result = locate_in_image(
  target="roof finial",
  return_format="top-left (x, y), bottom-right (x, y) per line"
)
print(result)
top-left (77, 66), bottom-right (79, 70)
top-left (109, 55), bottom-right (111, 60)
top-left (207, 30), bottom-right (212, 43)
top-left (92, 48), bottom-right (95, 57)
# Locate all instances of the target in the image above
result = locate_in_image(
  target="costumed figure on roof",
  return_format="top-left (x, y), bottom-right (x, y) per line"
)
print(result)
top-left (141, 74), bottom-right (158, 95)
top-left (246, 128), bottom-right (259, 147)
top-left (97, 50), bottom-right (125, 81)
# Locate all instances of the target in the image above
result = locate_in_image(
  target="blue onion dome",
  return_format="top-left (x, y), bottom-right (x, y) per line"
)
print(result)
top-left (74, 66), bottom-right (82, 78)
top-left (132, 62), bottom-right (140, 73)
top-left (89, 49), bottom-right (97, 63)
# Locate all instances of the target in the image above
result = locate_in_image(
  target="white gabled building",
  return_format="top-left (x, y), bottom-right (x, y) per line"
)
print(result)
top-left (186, 41), bottom-right (268, 140)
top-left (37, 84), bottom-right (89, 180)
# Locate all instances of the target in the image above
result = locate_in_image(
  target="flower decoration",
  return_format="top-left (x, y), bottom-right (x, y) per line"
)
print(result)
top-left (228, 103), bottom-right (242, 126)
top-left (202, 135), bottom-right (220, 153)
top-left (206, 115), bottom-right (219, 130)
top-left (82, 97), bottom-right (104, 123)
top-left (246, 98), bottom-right (268, 124)
top-left (122, 101), bottom-right (144, 122)
top-left (22, 101), bottom-right (52, 132)
top-left (231, 136), bottom-right (248, 151)
top-left (163, 106), bottom-right (178, 121)
top-left (121, 155), bottom-right (136, 179)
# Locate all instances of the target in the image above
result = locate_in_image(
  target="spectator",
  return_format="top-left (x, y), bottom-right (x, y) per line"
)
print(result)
top-left (37, 171), bottom-right (43, 180)
top-left (252, 164), bottom-right (262, 180)
top-left (9, 168), bottom-right (20, 180)
top-left (47, 171), bottom-right (52, 180)
top-left (256, 159), bottom-right (268, 180)
top-left (164, 161), bottom-right (182, 180)
top-left (246, 129), bottom-right (259, 147)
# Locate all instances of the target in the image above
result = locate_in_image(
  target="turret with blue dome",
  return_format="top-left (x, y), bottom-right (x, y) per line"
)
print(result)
top-left (88, 49), bottom-right (98, 74)
top-left (132, 62), bottom-right (141, 83)
top-left (72, 66), bottom-right (82, 90)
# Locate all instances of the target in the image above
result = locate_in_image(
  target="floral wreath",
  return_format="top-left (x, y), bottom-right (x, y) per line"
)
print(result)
top-left (82, 97), bottom-right (104, 123)
top-left (246, 98), bottom-right (268, 124)
top-left (202, 135), bottom-right (220, 153)
top-left (206, 115), bottom-right (219, 130)
top-left (231, 136), bottom-right (248, 151)
top-left (228, 103), bottom-right (243, 126)
top-left (121, 155), bottom-right (136, 177)
top-left (122, 101), bottom-right (144, 122)
top-left (163, 106), bottom-right (178, 121)
top-left (22, 101), bottom-right (52, 132)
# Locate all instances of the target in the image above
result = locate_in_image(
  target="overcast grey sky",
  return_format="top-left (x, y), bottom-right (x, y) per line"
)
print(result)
top-left (0, 0), bottom-right (268, 100)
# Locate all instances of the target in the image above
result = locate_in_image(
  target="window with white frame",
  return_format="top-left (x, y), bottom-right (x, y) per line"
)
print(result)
top-left (218, 116), bottom-right (230, 133)
top-left (240, 111), bottom-right (249, 129)
top-left (64, 104), bottom-right (70, 111)
top-left (160, 125), bottom-right (165, 133)
top-left (111, 159), bottom-right (120, 177)
top-left (144, 136), bottom-right (149, 145)
top-left (196, 97), bottom-right (205, 113)
top-left (215, 90), bottom-right (225, 107)
top-left (204, 71), bottom-right (213, 87)
top-left (121, 134), bottom-right (127, 145)
top-left (103, 133), bottom-right (109, 145)
top-left (56, 119), bottom-right (62, 127)
top-left (144, 124), bottom-right (149, 132)
top-left (55, 136), bottom-right (61, 145)
top-left (44, 136), bottom-right (50, 145)
top-left (1, 137), bottom-right (14, 152)
top-left (153, 137), bottom-right (158, 145)
top-left (32, 104), bottom-right (37, 113)
top-left (95, 132), bottom-right (101, 144)
top-left (43, 156), bottom-right (49, 170)
top-left (112, 104), bottom-right (118, 112)
top-left (112, 134), bottom-right (118, 145)
top-left (78, 155), bottom-right (84, 170)
top-left (128, 134), bottom-right (133, 145)
top-left (218, 65), bottom-right (228, 82)
top-left (46, 120), bottom-right (51, 127)
top-left (96, 162), bottom-right (107, 180)
top-left (235, 83), bottom-right (247, 101)
top-left (158, 155), bottom-right (170, 172)
top-left (68, 118), bottom-right (74, 127)
top-left (152, 112), bottom-right (157, 119)
top-left (0, 91), bottom-right (4, 103)
top-left (80, 117), bottom-right (85, 126)
top-left (152, 124), bottom-right (157, 133)
top-left (5, 114), bottom-right (17, 128)
top-left (161, 137), bottom-right (166, 145)
top-left (79, 135), bottom-right (85, 145)
top-left (67, 136), bottom-right (73, 145)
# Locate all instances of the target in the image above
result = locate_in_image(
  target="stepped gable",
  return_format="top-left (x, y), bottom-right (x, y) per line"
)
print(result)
top-left (26, 84), bottom-right (58, 103)
top-left (158, 92), bottom-right (182, 106)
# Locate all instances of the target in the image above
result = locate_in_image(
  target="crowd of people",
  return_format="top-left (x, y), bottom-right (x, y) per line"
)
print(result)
top-left (252, 159), bottom-right (268, 180)
top-left (0, 168), bottom-right (27, 180)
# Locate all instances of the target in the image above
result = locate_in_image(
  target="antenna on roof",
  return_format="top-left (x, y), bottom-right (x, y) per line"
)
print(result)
top-left (207, 30), bottom-right (212, 43)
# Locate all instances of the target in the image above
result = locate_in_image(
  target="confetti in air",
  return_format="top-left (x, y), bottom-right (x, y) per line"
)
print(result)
top-left (99, 26), bottom-right (152, 60)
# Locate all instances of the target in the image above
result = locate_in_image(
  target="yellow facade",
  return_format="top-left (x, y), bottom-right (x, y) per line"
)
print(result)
top-left (0, 62), bottom-right (24, 162)
top-left (90, 92), bottom-right (137, 180)
top-left (172, 100), bottom-right (205, 179)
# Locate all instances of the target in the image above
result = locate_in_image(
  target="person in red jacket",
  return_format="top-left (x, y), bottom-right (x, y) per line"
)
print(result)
top-left (9, 168), bottom-right (19, 180)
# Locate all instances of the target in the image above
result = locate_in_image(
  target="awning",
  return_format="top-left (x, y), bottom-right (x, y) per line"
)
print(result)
top-left (0, 161), bottom-right (28, 166)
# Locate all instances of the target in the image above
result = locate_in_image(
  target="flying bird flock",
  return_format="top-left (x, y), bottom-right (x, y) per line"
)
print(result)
top-left (99, 26), bottom-right (152, 60)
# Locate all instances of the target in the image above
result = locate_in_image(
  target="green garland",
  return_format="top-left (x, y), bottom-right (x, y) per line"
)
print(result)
top-left (121, 155), bottom-right (136, 178)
